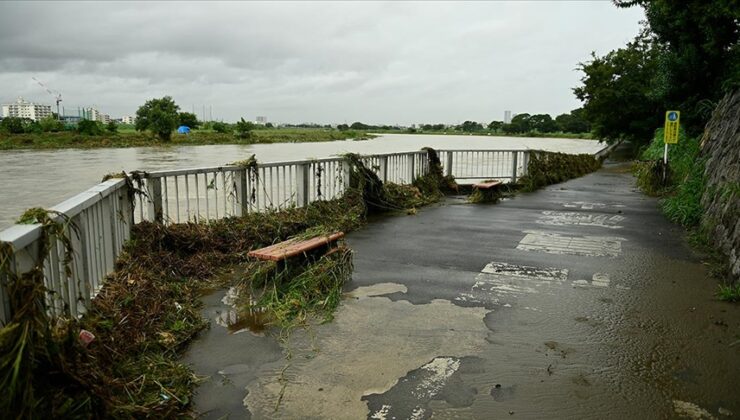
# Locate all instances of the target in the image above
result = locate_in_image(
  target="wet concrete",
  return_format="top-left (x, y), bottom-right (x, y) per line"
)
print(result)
top-left (184, 158), bottom-right (740, 419)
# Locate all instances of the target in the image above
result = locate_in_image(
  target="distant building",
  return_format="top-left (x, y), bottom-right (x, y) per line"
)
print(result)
top-left (80, 107), bottom-right (99, 121)
top-left (255, 116), bottom-right (267, 125)
top-left (61, 115), bottom-right (82, 124)
top-left (504, 110), bottom-right (512, 124)
top-left (121, 115), bottom-right (136, 124)
top-left (1, 97), bottom-right (53, 121)
top-left (99, 114), bottom-right (111, 124)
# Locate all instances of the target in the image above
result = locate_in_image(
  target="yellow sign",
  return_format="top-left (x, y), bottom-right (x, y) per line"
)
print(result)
top-left (664, 110), bottom-right (680, 144)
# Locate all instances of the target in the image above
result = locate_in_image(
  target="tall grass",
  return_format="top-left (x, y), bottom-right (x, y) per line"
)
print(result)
top-left (636, 128), bottom-right (705, 227)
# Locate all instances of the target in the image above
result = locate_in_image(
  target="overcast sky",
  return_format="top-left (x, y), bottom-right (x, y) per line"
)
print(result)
top-left (0, 1), bottom-right (644, 125)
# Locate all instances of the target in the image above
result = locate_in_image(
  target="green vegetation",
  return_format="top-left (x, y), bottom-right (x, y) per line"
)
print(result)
top-left (348, 109), bottom-right (593, 138)
top-left (235, 117), bottom-right (255, 139)
top-left (135, 96), bottom-right (180, 141)
top-left (519, 151), bottom-right (602, 192)
top-left (717, 283), bottom-right (740, 302)
top-left (177, 112), bottom-right (200, 129)
top-left (575, 0), bottom-right (738, 146)
top-left (635, 129), bottom-right (704, 227)
top-left (0, 128), bottom-right (371, 150)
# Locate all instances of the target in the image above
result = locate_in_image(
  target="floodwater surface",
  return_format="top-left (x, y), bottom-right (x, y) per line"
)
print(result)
top-left (0, 134), bottom-right (603, 228)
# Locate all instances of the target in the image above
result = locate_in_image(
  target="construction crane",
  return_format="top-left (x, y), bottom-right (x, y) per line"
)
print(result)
top-left (31, 77), bottom-right (62, 120)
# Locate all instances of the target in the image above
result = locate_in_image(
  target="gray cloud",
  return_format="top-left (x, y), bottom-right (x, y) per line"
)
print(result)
top-left (0, 1), bottom-right (644, 124)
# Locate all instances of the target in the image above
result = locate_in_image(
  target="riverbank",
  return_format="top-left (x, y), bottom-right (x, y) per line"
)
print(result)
top-left (0, 128), bottom-right (372, 150)
top-left (371, 129), bottom-right (594, 140)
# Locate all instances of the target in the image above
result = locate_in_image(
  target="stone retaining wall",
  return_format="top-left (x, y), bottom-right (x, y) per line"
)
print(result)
top-left (700, 89), bottom-right (740, 282)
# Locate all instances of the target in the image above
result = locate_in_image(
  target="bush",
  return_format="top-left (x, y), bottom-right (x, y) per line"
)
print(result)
top-left (0, 117), bottom-right (29, 134)
top-left (212, 121), bottom-right (230, 133)
top-left (106, 121), bottom-right (118, 133)
top-left (39, 116), bottom-right (64, 133)
top-left (235, 118), bottom-right (255, 139)
top-left (635, 128), bottom-right (705, 227)
top-left (77, 119), bottom-right (104, 135)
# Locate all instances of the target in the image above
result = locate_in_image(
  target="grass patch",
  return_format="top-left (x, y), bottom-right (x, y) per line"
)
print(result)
top-left (717, 283), bottom-right (740, 302)
top-left (0, 128), bottom-right (371, 150)
top-left (246, 246), bottom-right (353, 328)
top-left (635, 128), bottom-right (706, 226)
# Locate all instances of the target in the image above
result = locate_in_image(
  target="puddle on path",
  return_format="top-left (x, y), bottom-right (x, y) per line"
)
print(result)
top-left (243, 285), bottom-right (490, 419)
top-left (215, 287), bottom-right (272, 336)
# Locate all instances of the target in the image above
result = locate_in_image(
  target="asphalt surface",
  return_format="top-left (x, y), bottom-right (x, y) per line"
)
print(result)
top-left (186, 159), bottom-right (740, 419)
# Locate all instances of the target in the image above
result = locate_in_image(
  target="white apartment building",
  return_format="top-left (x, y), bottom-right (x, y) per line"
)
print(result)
top-left (121, 115), bottom-right (135, 124)
top-left (1, 97), bottom-right (53, 121)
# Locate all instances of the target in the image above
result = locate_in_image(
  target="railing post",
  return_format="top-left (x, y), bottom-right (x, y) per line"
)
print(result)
top-left (522, 151), bottom-right (530, 178)
top-left (0, 253), bottom-right (13, 325)
top-left (341, 160), bottom-right (352, 190)
top-left (147, 177), bottom-right (163, 223)
top-left (408, 153), bottom-right (415, 183)
top-left (296, 163), bottom-right (310, 207)
top-left (511, 151), bottom-right (519, 184)
top-left (445, 152), bottom-right (453, 177)
top-left (379, 156), bottom-right (388, 183)
top-left (121, 183), bottom-right (134, 242)
top-left (74, 212), bottom-right (92, 309)
top-left (235, 169), bottom-right (249, 216)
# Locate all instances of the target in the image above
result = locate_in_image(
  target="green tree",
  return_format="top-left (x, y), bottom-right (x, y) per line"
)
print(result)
top-left (77, 119), bottom-right (103, 135)
top-left (0, 117), bottom-right (28, 134)
top-left (528, 114), bottom-right (558, 133)
top-left (212, 121), bottom-right (230, 133)
top-left (509, 113), bottom-right (532, 133)
top-left (574, 31), bottom-right (662, 144)
top-left (178, 112), bottom-right (200, 129)
top-left (615, 0), bottom-right (740, 133)
top-left (337, 124), bottom-right (349, 131)
top-left (106, 121), bottom-right (118, 133)
top-left (555, 108), bottom-right (591, 133)
top-left (135, 96), bottom-right (180, 141)
top-left (235, 118), bottom-right (255, 139)
top-left (38, 116), bottom-right (64, 133)
top-left (459, 120), bottom-right (484, 132)
top-left (350, 122), bottom-right (369, 130)
top-left (487, 121), bottom-right (503, 132)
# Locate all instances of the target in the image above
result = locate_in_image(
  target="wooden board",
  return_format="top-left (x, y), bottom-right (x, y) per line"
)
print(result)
top-left (248, 232), bottom-right (345, 261)
top-left (473, 180), bottom-right (503, 190)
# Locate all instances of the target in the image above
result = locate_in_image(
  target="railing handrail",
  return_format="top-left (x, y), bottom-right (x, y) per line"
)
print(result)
top-left (142, 150), bottom-right (429, 178)
top-left (0, 178), bottom-right (127, 251)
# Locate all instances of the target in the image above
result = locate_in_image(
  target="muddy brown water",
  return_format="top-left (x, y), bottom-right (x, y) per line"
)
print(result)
top-left (0, 134), bottom-right (603, 229)
top-left (183, 158), bottom-right (739, 419)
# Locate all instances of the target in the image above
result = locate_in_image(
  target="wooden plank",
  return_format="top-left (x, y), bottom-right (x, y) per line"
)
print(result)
top-left (248, 232), bottom-right (344, 261)
top-left (473, 180), bottom-right (503, 190)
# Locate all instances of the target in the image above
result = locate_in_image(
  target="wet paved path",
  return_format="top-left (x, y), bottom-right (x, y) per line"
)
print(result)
top-left (185, 160), bottom-right (740, 419)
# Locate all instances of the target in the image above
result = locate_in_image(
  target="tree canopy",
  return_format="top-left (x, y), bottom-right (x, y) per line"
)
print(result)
top-left (178, 112), bottom-right (200, 129)
top-left (575, 0), bottom-right (739, 144)
top-left (135, 96), bottom-right (180, 141)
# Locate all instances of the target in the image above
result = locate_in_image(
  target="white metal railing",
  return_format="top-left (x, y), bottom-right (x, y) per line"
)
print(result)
top-left (0, 148), bottom-right (530, 325)
top-left (0, 178), bottom-right (133, 323)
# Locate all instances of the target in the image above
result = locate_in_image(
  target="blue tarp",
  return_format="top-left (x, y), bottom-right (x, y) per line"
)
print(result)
top-left (177, 125), bottom-right (191, 134)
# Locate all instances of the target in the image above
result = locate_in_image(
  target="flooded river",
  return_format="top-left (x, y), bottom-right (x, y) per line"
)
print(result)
top-left (0, 134), bottom-right (603, 229)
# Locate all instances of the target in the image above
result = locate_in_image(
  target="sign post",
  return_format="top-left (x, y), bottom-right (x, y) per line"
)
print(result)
top-left (663, 110), bottom-right (680, 182)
